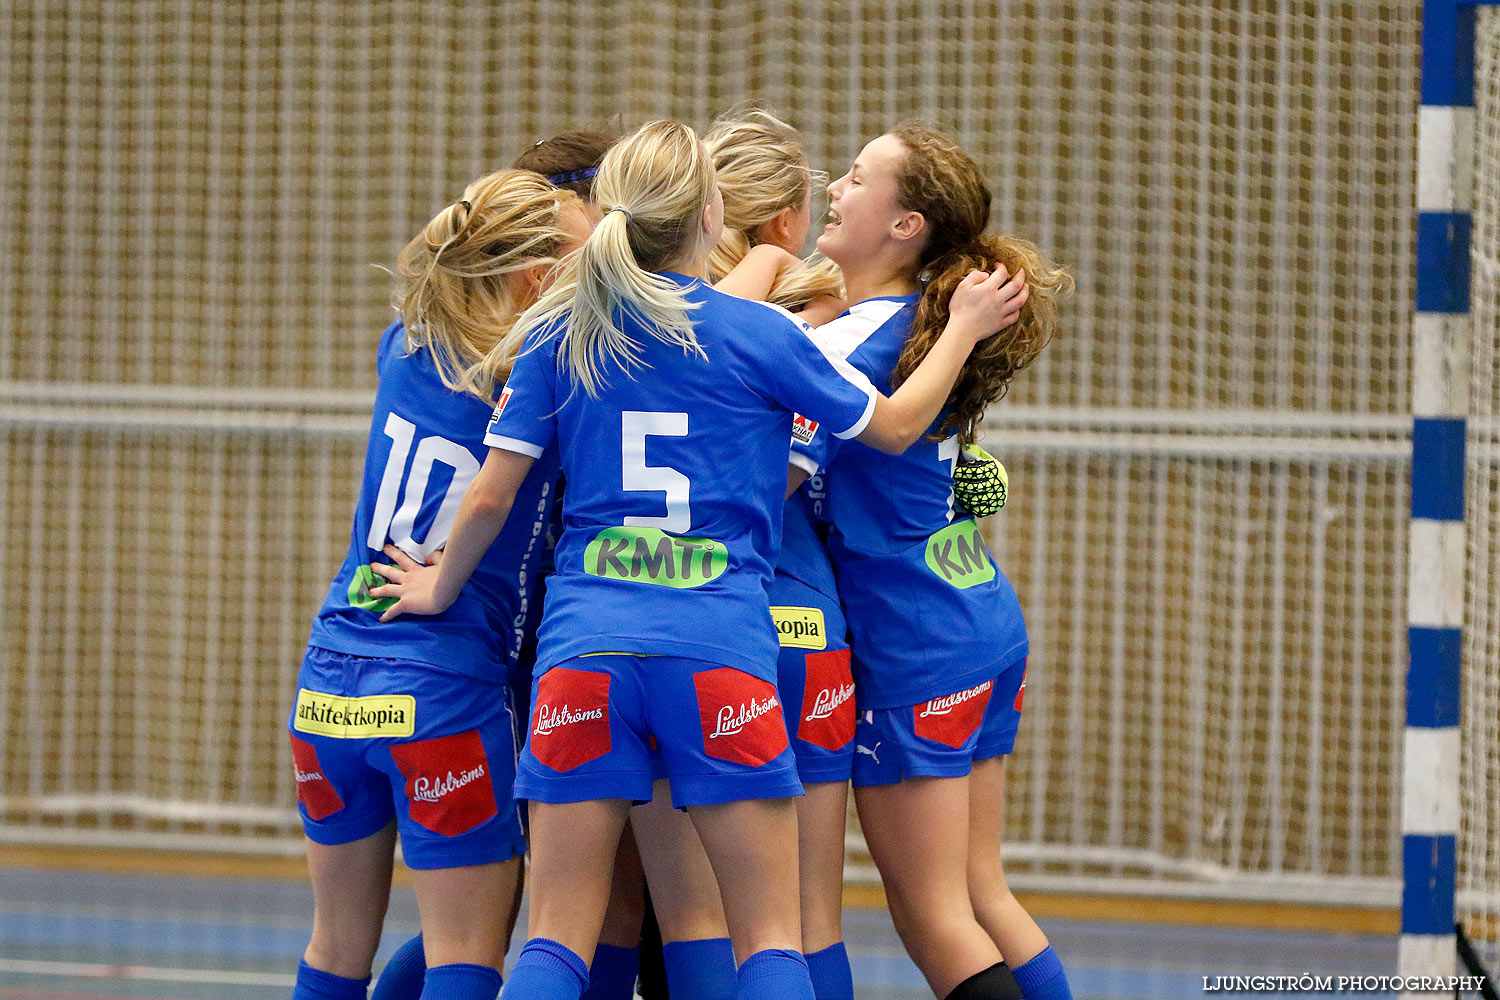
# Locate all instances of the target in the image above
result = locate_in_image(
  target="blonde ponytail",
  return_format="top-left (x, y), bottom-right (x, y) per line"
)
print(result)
top-left (486, 121), bottom-right (716, 398)
top-left (394, 169), bottom-right (581, 401)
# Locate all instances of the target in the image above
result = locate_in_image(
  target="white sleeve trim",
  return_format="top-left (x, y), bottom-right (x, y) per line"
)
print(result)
top-left (483, 433), bottom-right (545, 458)
top-left (835, 383), bottom-right (878, 440)
top-left (787, 450), bottom-right (821, 476)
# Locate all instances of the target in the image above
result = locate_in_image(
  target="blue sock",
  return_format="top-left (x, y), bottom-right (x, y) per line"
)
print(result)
top-left (805, 942), bottom-right (853, 1000)
top-left (371, 933), bottom-right (426, 1000)
top-left (421, 963), bottom-right (502, 1000)
top-left (580, 943), bottom-right (640, 1000)
top-left (294, 959), bottom-right (370, 1000)
top-left (662, 937), bottom-right (736, 1000)
top-left (737, 948), bottom-right (814, 1000)
top-left (1012, 947), bottom-right (1073, 1000)
top-left (499, 938), bottom-right (589, 1000)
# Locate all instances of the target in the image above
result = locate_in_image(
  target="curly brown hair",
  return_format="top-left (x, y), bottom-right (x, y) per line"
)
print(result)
top-left (887, 123), bottom-right (1071, 445)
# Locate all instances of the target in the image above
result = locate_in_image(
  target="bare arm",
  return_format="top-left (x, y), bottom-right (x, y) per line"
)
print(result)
top-left (855, 266), bottom-right (1029, 454)
top-left (714, 244), bottom-right (801, 300)
top-left (795, 293), bottom-right (847, 328)
top-left (786, 463), bottom-right (811, 499)
top-left (369, 447), bottom-right (537, 620)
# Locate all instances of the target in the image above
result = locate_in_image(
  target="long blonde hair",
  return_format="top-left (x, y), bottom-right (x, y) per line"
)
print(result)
top-left (703, 110), bottom-right (843, 309)
top-left (394, 169), bottom-right (581, 401)
top-left (483, 121), bottom-right (716, 398)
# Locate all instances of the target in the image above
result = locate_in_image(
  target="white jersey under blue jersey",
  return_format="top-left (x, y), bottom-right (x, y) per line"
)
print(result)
top-left (309, 321), bottom-right (560, 681)
top-left (793, 295), bottom-right (1029, 709)
top-left (485, 273), bottom-right (877, 682)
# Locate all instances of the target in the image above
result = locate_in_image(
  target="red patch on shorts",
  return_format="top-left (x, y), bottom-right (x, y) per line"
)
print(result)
top-left (913, 680), bottom-right (994, 749)
top-left (529, 668), bottom-right (612, 772)
top-left (1014, 663), bottom-right (1028, 712)
top-left (797, 648), bottom-right (855, 752)
top-left (694, 667), bottom-right (789, 767)
top-left (389, 730), bottom-right (498, 836)
top-left (289, 735), bottom-right (344, 821)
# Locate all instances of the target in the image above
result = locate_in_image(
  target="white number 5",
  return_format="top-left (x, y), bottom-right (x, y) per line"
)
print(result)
top-left (622, 411), bottom-right (691, 533)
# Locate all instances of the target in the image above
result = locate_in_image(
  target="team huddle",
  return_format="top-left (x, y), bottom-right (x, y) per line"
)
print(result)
top-left (285, 113), bottom-right (1072, 1000)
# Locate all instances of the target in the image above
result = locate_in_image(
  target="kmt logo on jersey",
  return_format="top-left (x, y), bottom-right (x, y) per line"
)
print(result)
top-left (770, 606), bottom-right (826, 649)
top-left (694, 668), bottom-right (789, 766)
top-left (390, 730), bottom-right (498, 836)
top-left (798, 648), bottom-right (855, 752)
top-left (924, 520), bottom-right (995, 589)
top-left (792, 414), bottom-right (819, 444)
top-left (529, 668), bottom-right (612, 772)
top-left (289, 735), bottom-right (345, 821)
top-left (347, 564), bottom-right (397, 614)
top-left (294, 688), bottom-right (415, 739)
top-left (584, 526), bottom-right (727, 588)
top-left (914, 679), bottom-right (993, 748)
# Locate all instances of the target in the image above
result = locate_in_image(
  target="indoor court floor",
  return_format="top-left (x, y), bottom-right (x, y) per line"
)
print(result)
top-left (0, 863), bottom-right (1398, 1000)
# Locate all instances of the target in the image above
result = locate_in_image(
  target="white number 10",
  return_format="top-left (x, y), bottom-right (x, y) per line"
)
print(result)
top-left (367, 412), bottom-right (480, 560)
top-left (621, 410), bottom-right (691, 533)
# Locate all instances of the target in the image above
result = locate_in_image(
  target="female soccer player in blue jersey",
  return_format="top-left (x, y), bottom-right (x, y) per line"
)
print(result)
top-left (702, 109), bottom-right (861, 1000)
top-left (370, 119), bottom-right (1027, 1000)
top-left (790, 124), bottom-right (1073, 1000)
top-left (286, 169), bottom-right (591, 1000)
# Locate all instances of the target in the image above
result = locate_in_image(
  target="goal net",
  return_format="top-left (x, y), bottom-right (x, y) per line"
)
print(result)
top-left (0, 1), bottom-right (1435, 908)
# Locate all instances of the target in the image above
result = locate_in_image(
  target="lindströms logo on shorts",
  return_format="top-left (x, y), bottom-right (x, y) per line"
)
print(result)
top-left (914, 679), bottom-right (994, 749)
top-left (347, 564), bottom-right (397, 614)
top-left (289, 735), bottom-right (345, 821)
top-left (390, 730), bottom-right (498, 837)
top-left (798, 648), bottom-right (856, 752)
top-left (1014, 664), bottom-right (1027, 712)
top-left (770, 606), bottom-right (826, 649)
top-left (293, 689), bottom-right (415, 739)
top-left (923, 519), bottom-right (995, 589)
top-left (792, 414), bottom-right (819, 444)
top-left (584, 526), bottom-right (727, 588)
top-left (529, 668), bottom-right (612, 772)
top-left (694, 667), bottom-right (790, 767)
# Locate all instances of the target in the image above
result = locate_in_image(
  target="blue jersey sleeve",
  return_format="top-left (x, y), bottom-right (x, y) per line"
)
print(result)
top-left (738, 301), bottom-right (877, 440)
top-left (484, 330), bottom-right (559, 458)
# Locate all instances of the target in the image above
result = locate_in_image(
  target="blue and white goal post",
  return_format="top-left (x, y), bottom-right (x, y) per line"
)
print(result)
top-left (1406, 1), bottom-right (1496, 993)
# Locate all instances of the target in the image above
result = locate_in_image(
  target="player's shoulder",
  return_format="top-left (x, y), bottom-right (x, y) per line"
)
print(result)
top-left (697, 283), bottom-right (805, 338)
top-left (814, 295), bottom-right (916, 362)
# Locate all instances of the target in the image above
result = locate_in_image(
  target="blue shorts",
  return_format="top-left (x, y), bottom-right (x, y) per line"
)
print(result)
top-left (769, 575), bottom-right (855, 785)
top-left (286, 645), bottom-right (527, 869)
top-left (851, 656), bottom-right (1027, 788)
top-left (516, 654), bottom-right (804, 809)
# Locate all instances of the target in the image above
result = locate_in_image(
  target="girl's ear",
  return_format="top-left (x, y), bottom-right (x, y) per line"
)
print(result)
top-left (516, 263), bottom-right (548, 306)
top-left (891, 210), bottom-right (927, 245)
top-left (759, 204), bottom-right (797, 250)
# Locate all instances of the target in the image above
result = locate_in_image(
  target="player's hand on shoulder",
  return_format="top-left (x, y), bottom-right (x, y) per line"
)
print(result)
top-left (948, 264), bottom-right (1029, 343)
top-left (369, 544), bottom-right (449, 622)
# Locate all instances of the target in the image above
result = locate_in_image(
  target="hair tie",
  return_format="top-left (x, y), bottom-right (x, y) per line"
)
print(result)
top-left (546, 166), bottom-right (598, 186)
top-left (609, 205), bottom-right (632, 223)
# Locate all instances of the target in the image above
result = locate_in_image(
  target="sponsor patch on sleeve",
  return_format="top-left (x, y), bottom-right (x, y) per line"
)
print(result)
top-left (293, 689), bottom-right (416, 739)
top-left (792, 414), bottom-right (819, 444)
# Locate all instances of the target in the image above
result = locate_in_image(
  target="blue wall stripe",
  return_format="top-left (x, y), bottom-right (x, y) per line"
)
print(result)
top-left (1407, 627), bottom-right (1463, 728)
top-left (1411, 418), bottom-right (1467, 520)
top-left (1423, 2), bottom-right (1476, 106)
top-left (1402, 834), bottom-right (1458, 935)
top-left (1416, 213), bottom-right (1473, 314)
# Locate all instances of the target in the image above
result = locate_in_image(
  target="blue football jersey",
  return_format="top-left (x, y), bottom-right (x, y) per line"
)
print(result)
top-left (776, 473), bottom-right (838, 600)
top-left (308, 321), bottom-right (560, 680)
top-left (793, 296), bottom-right (1029, 709)
top-left (484, 274), bottom-right (877, 682)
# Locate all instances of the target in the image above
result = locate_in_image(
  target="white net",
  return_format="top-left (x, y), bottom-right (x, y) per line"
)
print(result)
top-left (1460, 5), bottom-right (1500, 973)
top-left (0, 1), bottom-right (1422, 903)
